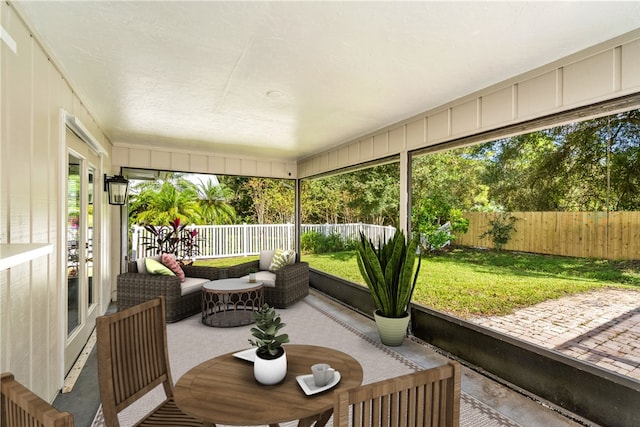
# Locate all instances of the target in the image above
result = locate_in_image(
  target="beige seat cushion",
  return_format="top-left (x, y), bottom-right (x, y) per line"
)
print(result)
top-left (180, 277), bottom-right (209, 296)
top-left (242, 271), bottom-right (276, 287)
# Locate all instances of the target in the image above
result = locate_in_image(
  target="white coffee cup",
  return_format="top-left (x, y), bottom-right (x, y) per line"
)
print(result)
top-left (311, 363), bottom-right (335, 387)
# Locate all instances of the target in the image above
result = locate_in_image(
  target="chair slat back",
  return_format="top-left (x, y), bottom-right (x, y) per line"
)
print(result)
top-left (1, 373), bottom-right (74, 427)
top-left (96, 296), bottom-right (173, 427)
top-left (334, 362), bottom-right (461, 427)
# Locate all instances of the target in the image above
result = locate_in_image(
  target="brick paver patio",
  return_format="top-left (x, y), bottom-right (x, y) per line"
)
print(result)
top-left (470, 288), bottom-right (640, 380)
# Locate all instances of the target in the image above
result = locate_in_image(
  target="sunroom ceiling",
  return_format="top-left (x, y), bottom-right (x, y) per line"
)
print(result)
top-left (13, 1), bottom-right (640, 161)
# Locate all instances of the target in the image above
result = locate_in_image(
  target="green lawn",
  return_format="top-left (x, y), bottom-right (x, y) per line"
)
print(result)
top-left (197, 255), bottom-right (259, 268)
top-left (196, 249), bottom-right (640, 318)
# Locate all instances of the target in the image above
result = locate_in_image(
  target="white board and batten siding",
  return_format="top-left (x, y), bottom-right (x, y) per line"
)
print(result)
top-left (2, 1), bottom-right (114, 403)
top-left (111, 146), bottom-right (297, 179)
top-left (298, 29), bottom-right (640, 179)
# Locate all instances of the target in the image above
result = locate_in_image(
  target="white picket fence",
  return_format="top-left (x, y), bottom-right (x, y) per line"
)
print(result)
top-left (131, 223), bottom-right (396, 260)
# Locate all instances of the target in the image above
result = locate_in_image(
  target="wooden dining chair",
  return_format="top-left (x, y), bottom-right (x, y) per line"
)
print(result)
top-left (333, 361), bottom-right (461, 427)
top-left (96, 296), bottom-right (206, 427)
top-left (1, 372), bottom-right (74, 427)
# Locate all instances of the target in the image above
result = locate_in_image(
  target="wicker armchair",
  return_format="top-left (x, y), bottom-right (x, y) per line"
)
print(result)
top-left (117, 261), bottom-right (219, 322)
top-left (228, 258), bottom-right (309, 308)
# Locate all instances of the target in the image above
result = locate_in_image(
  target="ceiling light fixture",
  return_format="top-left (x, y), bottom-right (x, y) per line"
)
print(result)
top-left (266, 90), bottom-right (283, 99)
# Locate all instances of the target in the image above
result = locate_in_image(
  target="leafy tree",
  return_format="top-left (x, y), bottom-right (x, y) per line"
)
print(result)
top-left (302, 162), bottom-right (400, 227)
top-left (218, 175), bottom-right (254, 223)
top-left (477, 110), bottom-right (640, 211)
top-left (410, 151), bottom-right (480, 251)
top-left (610, 141), bottom-right (640, 210)
top-left (472, 132), bottom-right (559, 211)
top-left (586, 110), bottom-right (640, 210)
top-left (411, 150), bottom-right (487, 212)
top-left (301, 178), bottom-right (343, 224)
top-left (242, 178), bottom-right (295, 224)
top-left (261, 179), bottom-right (295, 223)
top-left (344, 163), bottom-right (400, 227)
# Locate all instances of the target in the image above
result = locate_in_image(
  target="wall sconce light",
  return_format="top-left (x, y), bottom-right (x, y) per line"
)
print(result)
top-left (104, 174), bottom-right (129, 205)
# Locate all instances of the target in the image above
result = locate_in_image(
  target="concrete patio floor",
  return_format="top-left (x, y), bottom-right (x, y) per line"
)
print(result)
top-left (309, 291), bottom-right (591, 427)
top-left (53, 289), bottom-right (597, 427)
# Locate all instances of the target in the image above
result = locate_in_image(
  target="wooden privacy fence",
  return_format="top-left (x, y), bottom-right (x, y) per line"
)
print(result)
top-left (457, 211), bottom-right (640, 260)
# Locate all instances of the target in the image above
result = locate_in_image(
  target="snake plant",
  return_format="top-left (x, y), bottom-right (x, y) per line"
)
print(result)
top-left (356, 229), bottom-right (421, 318)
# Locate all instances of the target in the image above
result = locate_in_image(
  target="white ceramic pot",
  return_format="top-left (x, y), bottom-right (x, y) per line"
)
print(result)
top-left (373, 310), bottom-right (410, 346)
top-left (254, 347), bottom-right (287, 385)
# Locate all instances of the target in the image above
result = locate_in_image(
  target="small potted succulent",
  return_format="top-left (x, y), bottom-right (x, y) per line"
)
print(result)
top-left (249, 304), bottom-right (289, 385)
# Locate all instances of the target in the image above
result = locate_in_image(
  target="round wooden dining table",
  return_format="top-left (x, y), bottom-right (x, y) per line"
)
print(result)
top-left (174, 344), bottom-right (364, 427)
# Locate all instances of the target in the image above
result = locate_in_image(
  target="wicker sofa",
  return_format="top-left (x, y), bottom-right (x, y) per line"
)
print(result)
top-left (117, 260), bottom-right (219, 322)
top-left (227, 250), bottom-right (309, 308)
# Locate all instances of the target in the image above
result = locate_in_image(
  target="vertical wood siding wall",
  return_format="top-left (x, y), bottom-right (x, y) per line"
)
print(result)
top-left (1, 2), bottom-right (112, 402)
top-left (111, 145), bottom-right (297, 180)
top-left (457, 211), bottom-right (640, 260)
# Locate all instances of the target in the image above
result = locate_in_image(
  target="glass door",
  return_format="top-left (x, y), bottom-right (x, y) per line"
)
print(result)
top-left (65, 129), bottom-right (101, 374)
top-left (67, 154), bottom-right (81, 334)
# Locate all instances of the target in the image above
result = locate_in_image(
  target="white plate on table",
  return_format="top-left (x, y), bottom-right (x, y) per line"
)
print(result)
top-left (296, 371), bottom-right (341, 395)
top-left (232, 347), bottom-right (257, 363)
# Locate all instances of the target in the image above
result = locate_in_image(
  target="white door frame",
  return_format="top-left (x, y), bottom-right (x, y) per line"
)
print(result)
top-left (59, 110), bottom-right (107, 379)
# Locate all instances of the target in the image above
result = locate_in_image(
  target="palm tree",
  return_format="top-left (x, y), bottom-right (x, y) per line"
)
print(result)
top-left (196, 179), bottom-right (236, 224)
top-left (134, 180), bottom-right (202, 226)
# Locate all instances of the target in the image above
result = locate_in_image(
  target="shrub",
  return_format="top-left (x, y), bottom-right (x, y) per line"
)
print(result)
top-left (301, 231), bottom-right (356, 254)
top-left (301, 231), bottom-right (323, 253)
top-left (412, 195), bottom-right (469, 253)
top-left (480, 212), bottom-right (518, 251)
top-left (140, 217), bottom-right (199, 261)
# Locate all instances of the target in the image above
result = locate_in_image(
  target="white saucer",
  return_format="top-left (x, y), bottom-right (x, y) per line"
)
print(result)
top-left (232, 347), bottom-right (257, 363)
top-left (296, 371), bottom-right (341, 395)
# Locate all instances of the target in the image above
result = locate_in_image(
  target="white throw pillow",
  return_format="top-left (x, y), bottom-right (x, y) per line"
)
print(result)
top-left (259, 250), bottom-right (275, 271)
top-left (136, 254), bottom-right (161, 274)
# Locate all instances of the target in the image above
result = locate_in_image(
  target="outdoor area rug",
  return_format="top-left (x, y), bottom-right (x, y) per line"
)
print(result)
top-left (91, 296), bottom-right (522, 427)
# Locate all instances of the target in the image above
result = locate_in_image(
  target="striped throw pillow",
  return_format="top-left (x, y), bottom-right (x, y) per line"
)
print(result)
top-left (269, 249), bottom-right (294, 272)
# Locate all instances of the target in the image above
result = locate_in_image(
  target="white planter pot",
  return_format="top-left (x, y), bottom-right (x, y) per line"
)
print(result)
top-left (374, 310), bottom-right (410, 346)
top-left (254, 347), bottom-right (287, 385)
